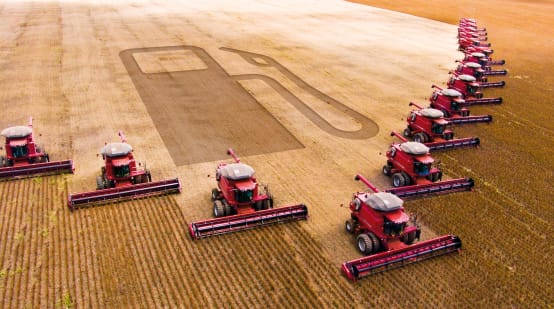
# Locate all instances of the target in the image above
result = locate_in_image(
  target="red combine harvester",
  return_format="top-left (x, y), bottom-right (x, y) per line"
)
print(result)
top-left (341, 174), bottom-right (462, 281)
top-left (68, 131), bottom-right (181, 210)
top-left (382, 133), bottom-right (474, 199)
top-left (188, 148), bottom-right (308, 239)
top-left (458, 37), bottom-right (491, 51)
top-left (428, 88), bottom-right (493, 124)
top-left (453, 61), bottom-right (507, 79)
top-left (0, 116), bottom-right (74, 180)
top-left (448, 73), bottom-right (505, 92)
top-left (403, 103), bottom-right (480, 151)
top-left (432, 84), bottom-right (502, 106)
top-left (463, 51), bottom-right (505, 66)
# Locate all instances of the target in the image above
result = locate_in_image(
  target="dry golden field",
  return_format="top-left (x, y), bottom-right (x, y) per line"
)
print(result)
top-left (0, 0), bottom-right (553, 308)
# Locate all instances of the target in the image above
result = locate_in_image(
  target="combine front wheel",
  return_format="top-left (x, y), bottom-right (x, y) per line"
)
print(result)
top-left (413, 133), bottom-right (427, 143)
top-left (357, 234), bottom-right (374, 255)
top-left (401, 231), bottom-right (416, 245)
top-left (213, 200), bottom-right (225, 217)
top-left (96, 176), bottom-right (105, 190)
top-left (392, 173), bottom-right (406, 187)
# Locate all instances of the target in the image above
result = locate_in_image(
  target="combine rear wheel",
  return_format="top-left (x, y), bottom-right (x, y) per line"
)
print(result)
top-left (382, 165), bottom-right (392, 176)
top-left (345, 219), bottom-right (358, 234)
top-left (357, 234), bottom-right (374, 255)
top-left (213, 200), bottom-right (225, 218)
top-left (211, 188), bottom-right (220, 201)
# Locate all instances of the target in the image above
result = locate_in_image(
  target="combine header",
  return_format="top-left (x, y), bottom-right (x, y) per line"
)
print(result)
top-left (68, 131), bottom-right (181, 210)
top-left (188, 148), bottom-right (308, 239)
top-left (0, 116), bottom-right (74, 180)
top-left (432, 84), bottom-right (502, 106)
top-left (382, 133), bottom-right (474, 198)
top-left (402, 104), bottom-right (480, 151)
top-left (341, 174), bottom-right (462, 281)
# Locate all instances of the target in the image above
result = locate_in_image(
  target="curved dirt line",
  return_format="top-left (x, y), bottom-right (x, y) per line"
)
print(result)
top-left (223, 47), bottom-right (379, 139)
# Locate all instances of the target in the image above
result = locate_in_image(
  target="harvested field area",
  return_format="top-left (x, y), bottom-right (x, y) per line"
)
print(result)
top-left (1, 0), bottom-right (552, 307)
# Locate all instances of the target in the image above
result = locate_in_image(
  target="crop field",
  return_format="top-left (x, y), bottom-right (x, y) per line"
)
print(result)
top-left (1, 0), bottom-right (553, 308)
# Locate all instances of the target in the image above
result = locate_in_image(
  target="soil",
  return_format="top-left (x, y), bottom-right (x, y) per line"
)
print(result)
top-left (0, 0), bottom-right (552, 307)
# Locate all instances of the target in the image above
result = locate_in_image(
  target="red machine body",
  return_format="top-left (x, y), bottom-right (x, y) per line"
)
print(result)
top-left (453, 61), bottom-right (507, 79)
top-left (68, 131), bottom-right (181, 210)
top-left (463, 51), bottom-right (505, 66)
top-left (382, 132), bottom-right (474, 197)
top-left (428, 87), bottom-right (493, 123)
top-left (404, 103), bottom-right (480, 151)
top-left (0, 116), bottom-right (74, 180)
top-left (96, 131), bottom-right (152, 189)
top-left (458, 36), bottom-right (491, 51)
top-left (432, 84), bottom-right (502, 106)
top-left (448, 73), bottom-right (505, 92)
top-left (188, 148), bottom-right (308, 239)
top-left (341, 174), bottom-right (462, 280)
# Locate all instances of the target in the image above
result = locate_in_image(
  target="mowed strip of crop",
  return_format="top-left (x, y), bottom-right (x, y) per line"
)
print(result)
top-left (0, 175), bottom-right (366, 308)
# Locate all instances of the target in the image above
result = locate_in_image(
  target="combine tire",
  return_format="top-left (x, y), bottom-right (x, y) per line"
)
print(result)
top-left (367, 233), bottom-right (381, 253)
top-left (211, 188), bottom-right (220, 201)
top-left (401, 231), bottom-right (416, 245)
top-left (357, 234), bottom-right (374, 255)
top-left (222, 199), bottom-right (233, 215)
top-left (413, 133), bottom-right (428, 143)
top-left (444, 132), bottom-right (454, 140)
top-left (402, 173), bottom-right (412, 186)
top-left (213, 200), bottom-right (225, 218)
top-left (96, 176), bottom-right (105, 190)
top-left (345, 219), bottom-right (357, 234)
top-left (403, 128), bottom-right (412, 138)
top-left (263, 197), bottom-right (274, 209)
top-left (383, 165), bottom-right (392, 176)
top-left (0, 156), bottom-right (5, 167)
top-left (392, 173), bottom-right (405, 187)
top-left (441, 109), bottom-right (450, 118)
top-left (254, 200), bottom-right (263, 211)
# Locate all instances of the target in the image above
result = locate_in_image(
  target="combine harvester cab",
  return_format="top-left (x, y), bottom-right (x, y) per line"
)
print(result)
top-left (432, 84), bottom-right (502, 106)
top-left (428, 88), bottom-right (492, 124)
top-left (68, 131), bottom-right (181, 210)
top-left (341, 174), bottom-right (462, 281)
top-left (0, 116), bottom-right (74, 180)
top-left (382, 134), bottom-right (474, 199)
top-left (189, 148), bottom-right (308, 239)
top-left (403, 103), bottom-right (480, 151)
